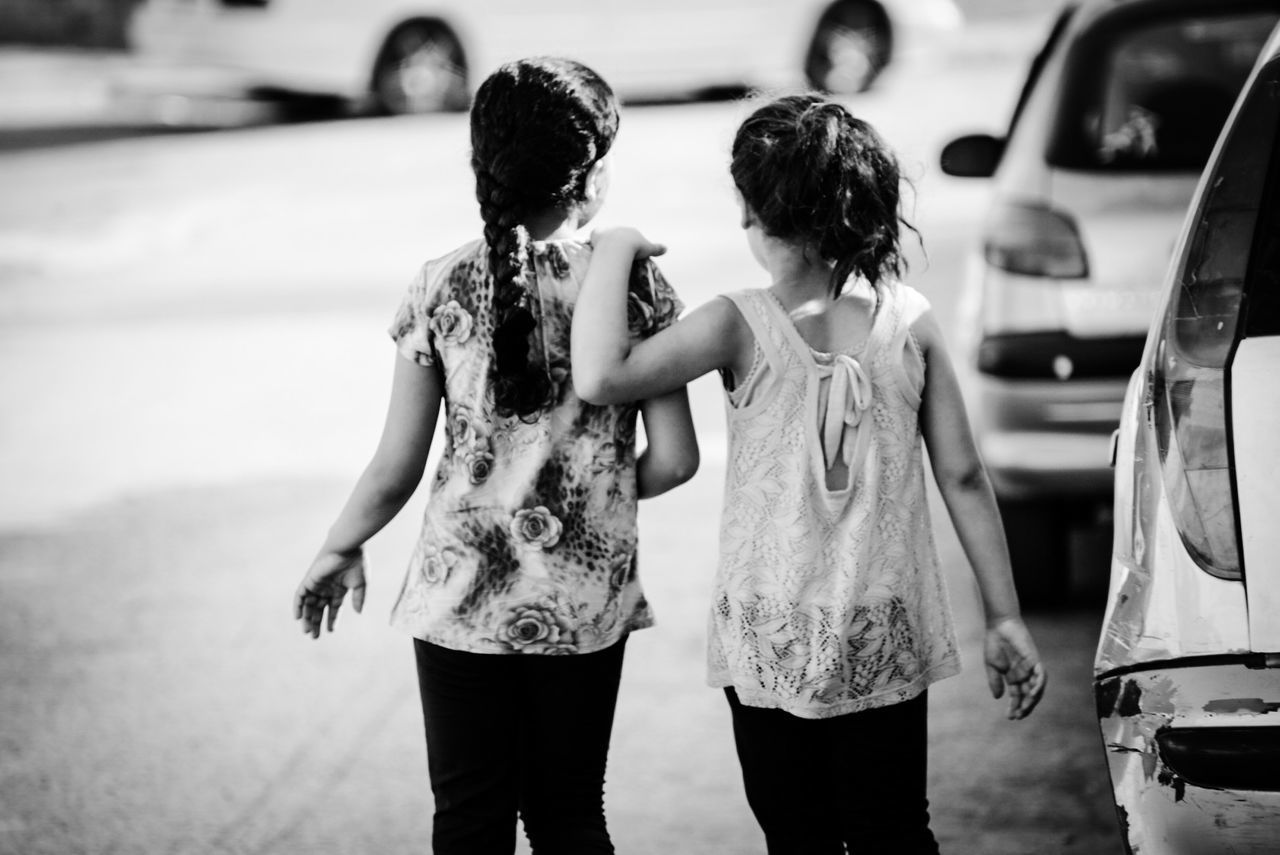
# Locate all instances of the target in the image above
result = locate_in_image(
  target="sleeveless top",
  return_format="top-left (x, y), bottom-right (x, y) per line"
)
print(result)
top-left (709, 282), bottom-right (960, 718)
top-left (386, 238), bottom-right (683, 654)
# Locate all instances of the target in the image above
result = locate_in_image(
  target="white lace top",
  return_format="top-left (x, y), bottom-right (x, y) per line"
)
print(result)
top-left (708, 283), bottom-right (960, 719)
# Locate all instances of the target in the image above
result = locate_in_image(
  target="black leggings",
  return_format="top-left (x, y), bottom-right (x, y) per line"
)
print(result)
top-left (725, 688), bottom-right (940, 855)
top-left (413, 638), bottom-right (626, 855)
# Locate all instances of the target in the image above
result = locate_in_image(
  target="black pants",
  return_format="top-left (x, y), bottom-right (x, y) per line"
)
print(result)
top-left (414, 637), bottom-right (627, 855)
top-left (725, 688), bottom-right (941, 855)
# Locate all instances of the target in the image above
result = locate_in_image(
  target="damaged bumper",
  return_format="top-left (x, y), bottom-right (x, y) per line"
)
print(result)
top-left (1094, 658), bottom-right (1280, 854)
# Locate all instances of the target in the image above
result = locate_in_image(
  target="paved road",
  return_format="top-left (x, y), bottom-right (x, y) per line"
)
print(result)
top-left (0, 14), bottom-right (1123, 855)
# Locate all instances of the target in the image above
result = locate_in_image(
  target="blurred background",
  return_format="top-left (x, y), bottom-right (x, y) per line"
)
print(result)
top-left (1, 1), bottom-right (1138, 853)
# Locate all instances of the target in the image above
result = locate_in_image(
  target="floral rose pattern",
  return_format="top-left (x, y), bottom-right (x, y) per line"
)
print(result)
top-left (449, 405), bottom-right (478, 449)
top-left (429, 300), bottom-right (474, 345)
top-left (494, 597), bottom-right (578, 654)
top-left (421, 543), bottom-right (461, 585)
top-left (463, 443), bottom-right (493, 485)
top-left (510, 506), bottom-right (563, 550)
top-left (626, 291), bottom-right (654, 336)
top-left (386, 238), bottom-right (684, 654)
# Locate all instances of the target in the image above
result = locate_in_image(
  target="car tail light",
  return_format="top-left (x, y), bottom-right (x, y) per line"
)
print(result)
top-left (982, 202), bottom-right (1089, 278)
top-left (1149, 264), bottom-right (1243, 579)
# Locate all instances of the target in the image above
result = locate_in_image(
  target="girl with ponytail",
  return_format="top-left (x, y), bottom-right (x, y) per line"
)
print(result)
top-left (573, 93), bottom-right (1046, 853)
top-left (294, 57), bottom-right (697, 855)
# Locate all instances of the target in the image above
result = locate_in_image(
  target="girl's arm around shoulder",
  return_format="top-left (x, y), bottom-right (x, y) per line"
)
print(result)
top-left (572, 227), bottom-right (747, 404)
top-left (913, 309), bottom-right (1047, 720)
top-left (294, 353), bottom-right (444, 638)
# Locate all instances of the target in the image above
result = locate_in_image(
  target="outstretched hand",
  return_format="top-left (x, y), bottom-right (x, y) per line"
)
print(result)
top-left (294, 549), bottom-right (367, 639)
top-left (984, 616), bottom-right (1047, 720)
top-left (590, 226), bottom-right (667, 261)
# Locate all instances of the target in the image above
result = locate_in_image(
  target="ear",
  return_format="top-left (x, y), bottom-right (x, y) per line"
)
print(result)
top-left (734, 188), bottom-right (754, 230)
top-left (584, 156), bottom-right (611, 203)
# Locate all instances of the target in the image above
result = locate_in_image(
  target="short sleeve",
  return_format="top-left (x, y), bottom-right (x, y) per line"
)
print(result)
top-left (625, 258), bottom-right (685, 338)
top-left (388, 262), bottom-right (438, 367)
top-left (892, 284), bottom-right (931, 409)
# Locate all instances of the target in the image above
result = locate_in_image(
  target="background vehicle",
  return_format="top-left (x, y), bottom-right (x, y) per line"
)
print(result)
top-left (1094, 21), bottom-right (1280, 854)
top-left (124, 0), bottom-right (962, 115)
top-left (938, 0), bottom-right (1280, 603)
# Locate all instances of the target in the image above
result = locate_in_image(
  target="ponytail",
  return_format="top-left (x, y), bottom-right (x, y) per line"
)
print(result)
top-left (470, 57), bottom-right (619, 418)
top-left (476, 172), bottom-right (552, 418)
top-left (731, 94), bottom-right (918, 296)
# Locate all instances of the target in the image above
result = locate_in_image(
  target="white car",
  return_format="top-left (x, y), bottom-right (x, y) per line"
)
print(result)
top-left (938, 0), bottom-right (1280, 603)
top-left (1094, 20), bottom-right (1280, 855)
top-left (123, 0), bottom-right (961, 114)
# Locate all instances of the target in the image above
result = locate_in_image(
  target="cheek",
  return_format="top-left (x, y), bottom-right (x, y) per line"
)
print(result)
top-left (746, 229), bottom-right (767, 267)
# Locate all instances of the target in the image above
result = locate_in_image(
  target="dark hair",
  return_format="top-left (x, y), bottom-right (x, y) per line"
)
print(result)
top-left (730, 93), bottom-right (917, 295)
top-left (469, 57), bottom-right (619, 418)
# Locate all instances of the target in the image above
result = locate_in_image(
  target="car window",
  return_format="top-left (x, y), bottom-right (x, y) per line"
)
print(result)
top-left (1052, 9), bottom-right (1279, 171)
top-left (1242, 56), bottom-right (1280, 338)
top-left (1005, 5), bottom-right (1077, 137)
top-left (1147, 48), bottom-right (1279, 578)
top-left (1173, 55), bottom-right (1279, 362)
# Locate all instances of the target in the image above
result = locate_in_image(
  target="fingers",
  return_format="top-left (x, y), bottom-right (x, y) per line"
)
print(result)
top-left (1019, 663), bottom-right (1048, 718)
top-left (295, 583), bottom-right (342, 639)
top-left (1006, 663), bottom-right (1047, 720)
top-left (985, 663), bottom-right (1005, 699)
top-left (352, 582), bottom-right (366, 614)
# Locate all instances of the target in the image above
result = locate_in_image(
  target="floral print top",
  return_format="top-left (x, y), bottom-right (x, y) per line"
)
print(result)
top-left (387, 237), bottom-right (683, 655)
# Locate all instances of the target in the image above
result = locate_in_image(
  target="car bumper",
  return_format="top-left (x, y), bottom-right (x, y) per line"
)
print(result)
top-left (971, 372), bottom-right (1127, 500)
top-left (1094, 659), bottom-right (1280, 855)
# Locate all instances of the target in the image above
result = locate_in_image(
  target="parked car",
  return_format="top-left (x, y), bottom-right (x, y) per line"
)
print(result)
top-left (1093, 20), bottom-right (1280, 854)
top-left (938, 0), bottom-right (1280, 603)
top-left (123, 0), bottom-right (962, 115)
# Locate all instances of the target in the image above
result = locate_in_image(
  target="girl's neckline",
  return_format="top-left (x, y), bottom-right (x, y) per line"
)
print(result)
top-left (761, 288), bottom-right (878, 360)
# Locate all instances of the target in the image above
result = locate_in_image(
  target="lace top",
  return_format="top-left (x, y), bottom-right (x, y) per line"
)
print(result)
top-left (709, 283), bottom-right (960, 718)
top-left (387, 238), bottom-right (683, 654)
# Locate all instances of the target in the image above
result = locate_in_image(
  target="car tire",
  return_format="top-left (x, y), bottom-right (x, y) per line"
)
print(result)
top-left (372, 22), bottom-right (468, 115)
top-left (804, 1), bottom-right (891, 95)
top-left (997, 499), bottom-right (1070, 609)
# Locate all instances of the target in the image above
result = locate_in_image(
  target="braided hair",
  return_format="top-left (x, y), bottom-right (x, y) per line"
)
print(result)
top-left (469, 57), bottom-right (619, 418)
top-left (730, 94), bottom-right (917, 296)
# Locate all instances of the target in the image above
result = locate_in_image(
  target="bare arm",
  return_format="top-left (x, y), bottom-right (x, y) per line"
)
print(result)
top-left (572, 227), bottom-right (745, 404)
top-left (636, 388), bottom-right (699, 498)
top-left (915, 310), bottom-right (1046, 718)
top-left (294, 353), bottom-right (444, 637)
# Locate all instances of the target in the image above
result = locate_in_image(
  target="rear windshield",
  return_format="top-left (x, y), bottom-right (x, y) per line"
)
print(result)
top-left (1050, 10), bottom-right (1279, 171)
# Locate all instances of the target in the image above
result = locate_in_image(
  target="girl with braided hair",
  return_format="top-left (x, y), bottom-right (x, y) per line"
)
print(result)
top-left (293, 57), bottom-right (696, 854)
top-left (572, 93), bottom-right (1046, 853)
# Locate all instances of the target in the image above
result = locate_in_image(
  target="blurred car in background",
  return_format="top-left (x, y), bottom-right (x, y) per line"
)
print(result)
top-left (938, 0), bottom-right (1280, 603)
top-left (1093, 21), bottom-right (1280, 854)
top-left (124, 0), bottom-right (962, 115)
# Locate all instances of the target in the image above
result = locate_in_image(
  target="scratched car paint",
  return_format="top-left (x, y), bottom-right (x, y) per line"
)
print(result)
top-left (1093, 19), bottom-right (1280, 855)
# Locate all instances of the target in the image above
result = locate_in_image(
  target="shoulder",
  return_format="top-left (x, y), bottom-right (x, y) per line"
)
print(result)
top-left (400, 239), bottom-right (488, 312)
top-left (420, 238), bottom-right (486, 278)
top-left (901, 289), bottom-right (944, 357)
top-left (881, 280), bottom-right (932, 323)
top-left (714, 288), bottom-right (770, 317)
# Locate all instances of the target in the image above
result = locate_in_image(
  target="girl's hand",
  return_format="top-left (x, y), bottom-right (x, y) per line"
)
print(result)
top-left (591, 226), bottom-right (666, 261)
top-left (983, 616), bottom-right (1047, 720)
top-left (294, 549), bottom-right (367, 639)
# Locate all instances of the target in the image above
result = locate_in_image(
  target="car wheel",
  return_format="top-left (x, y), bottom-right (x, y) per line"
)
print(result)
top-left (805, 1), bottom-right (891, 95)
top-left (372, 22), bottom-right (468, 115)
top-left (997, 499), bottom-right (1070, 609)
